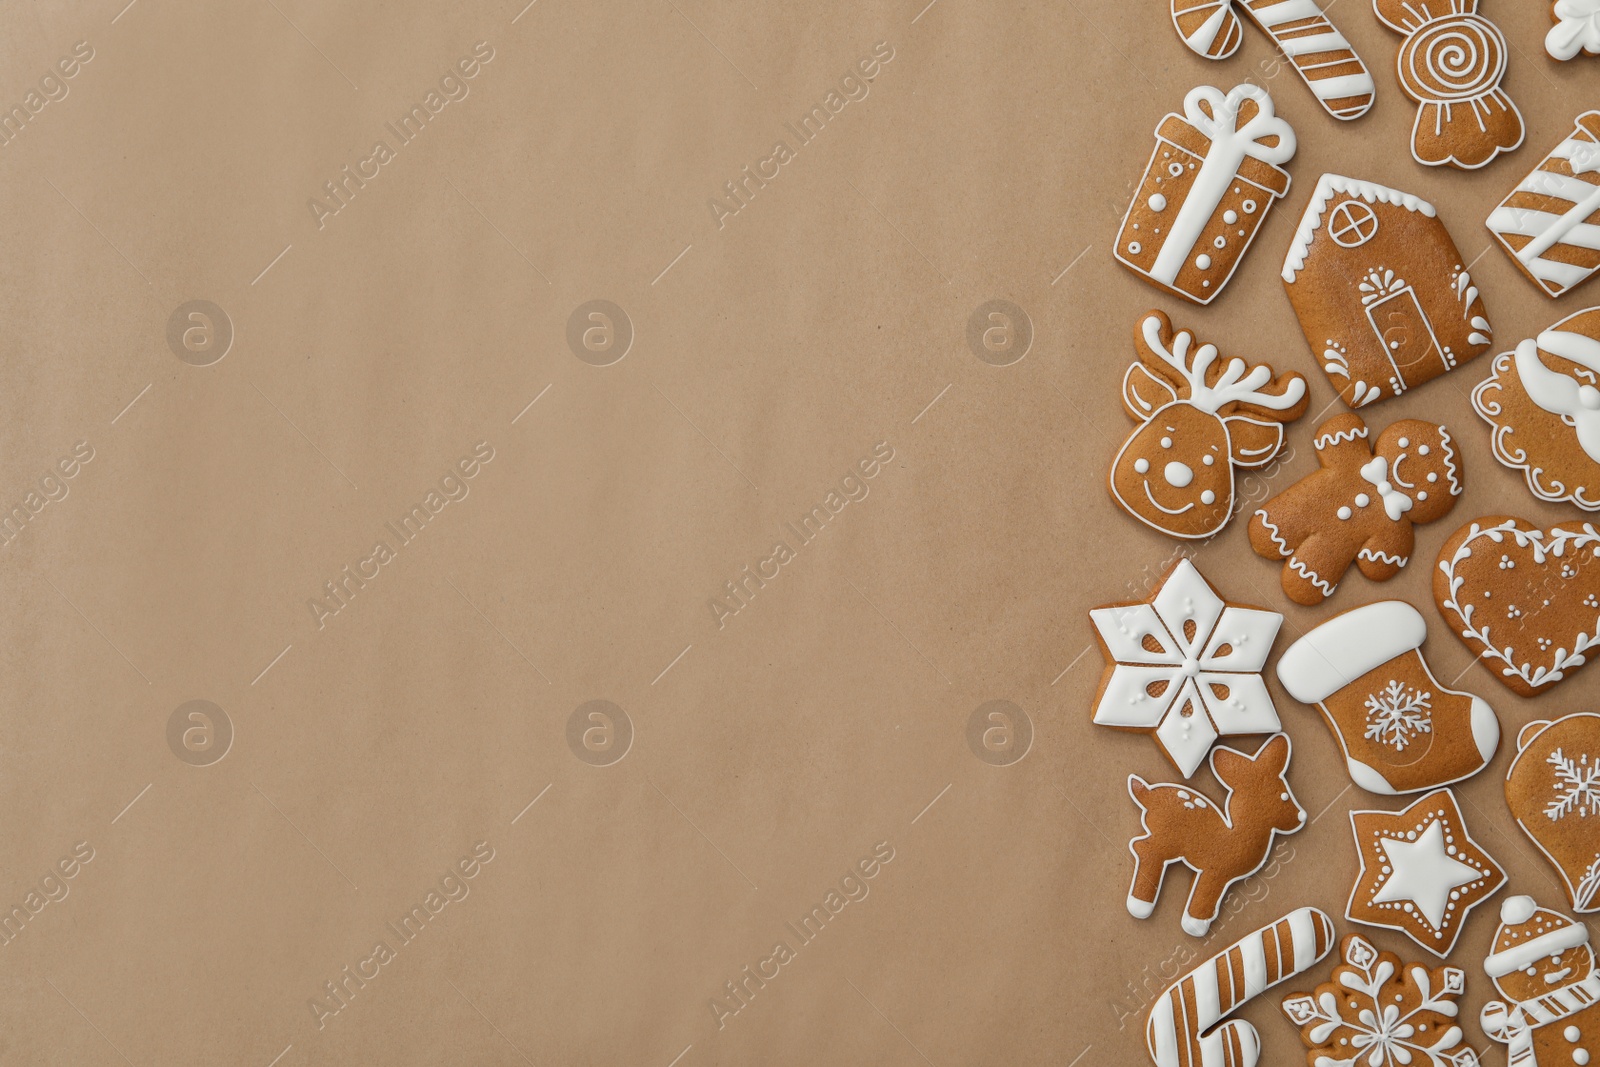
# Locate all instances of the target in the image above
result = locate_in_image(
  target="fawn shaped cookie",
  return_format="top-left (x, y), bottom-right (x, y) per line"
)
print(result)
top-left (1126, 734), bottom-right (1304, 936)
top-left (1505, 716), bottom-right (1600, 913)
top-left (1548, 1), bottom-right (1600, 59)
top-left (1170, 0), bottom-right (1375, 120)
top-left (1147, 907), bottom-right (1335, 1067)
top-left (1248, 413), bottom-right (1462, 605)
top-left (1372, 0), bottom-right (1523, 169)
top-left (1481, 896), bottom-right (1600, 1066)
top-left (1282, 934), bottom-right (1479, 1067)
top-left (1110, 311), bottom-right (1308, 539)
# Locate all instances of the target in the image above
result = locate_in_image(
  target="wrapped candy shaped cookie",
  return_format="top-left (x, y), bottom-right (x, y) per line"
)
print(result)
top-left (1276, 600), bottom-right (1500, 795)
top-left (1372, 0), bottom-right (1523, 169)
top-left (1115, 83), bottom-right (1296, 305)
top-left (1282, 173), bottom-right (1492, 409)
top-left (1481, 896), bottom-right (1600, 1066)
top-left (1488, 113), bottom-right (1600, 299)
top-left (1472, 308), bottom-right (1600, 511)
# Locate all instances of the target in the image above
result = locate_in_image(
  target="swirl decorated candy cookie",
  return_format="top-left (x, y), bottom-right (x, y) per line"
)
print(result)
top-left (1372, 0), bottom-right (1524, 169)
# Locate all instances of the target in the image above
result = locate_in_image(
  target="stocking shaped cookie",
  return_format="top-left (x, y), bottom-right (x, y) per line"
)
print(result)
top-left (1248, 414), bottom-right (1463, 605)
top-left (1507, 716), bottom-right (1600, 914)
top-left (1472, 308), bottom-right (1600, 510)
top-left (1549, 1), bottom-right (1600, 59)
top-left (1110, 311), bottom-right (1308, 539)
top-left (1481, 896), bottom-right (1600, 1066)
top-left (1277, 600), bottom-right (1499, 794)
top-left (1169, 0), bottom-right (1375, 120)
top-left (1434, 518), bottom-right (1600, 696)
top-left (1372, 0), bottom-right (1524, 169)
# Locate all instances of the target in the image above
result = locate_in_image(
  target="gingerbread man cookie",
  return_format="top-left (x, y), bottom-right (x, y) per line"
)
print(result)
top-left (1115, 83), bottom-right (1295, 305)
top-left (1481, 896), bottom-right (1600, 1066)
top-left (1549, 0), bottom-right (1600, 60)
top-left (1282, 934), bottom-right (1478, 1067)
top-left (1126, 734), bottom-right (1304, 936)
top-left (1372, 0), bottom-right (1524, 170)
top-left (1110, 311), bottom-right (1308, 539)
top-left (1472, 309), bottom-right (1600, 511)
top-left (1248, 413), bottom-right (1462, 605)
top-left (1506, 716), bottom-right (1600, 914)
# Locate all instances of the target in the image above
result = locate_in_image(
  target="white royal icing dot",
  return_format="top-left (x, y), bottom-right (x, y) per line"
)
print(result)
top-left (1243, 199), bottom-right (1257, 213)
top-left (1149, 194), bottom-right (1167, 211)
top-left (1427, 472), bottom-right (1437, 482)
top-left (1165, 461), bottom-right (1193, 488)
top-left (1160, 437), bottom-right (1172, 449)
top-left (1200, 489), bottom-right (1215, 505)
top-left (1418, 491), bottom-right (1427, 501)
top-left (1576, 1050), bottom-right (1589, 1066)
top-left (1202, 455), bottom-right (1215, 466)
top-left (1213, 236), bottom-right (1226, 249)
top-left (1419, 444), bottom-right (1430, 455)
top-left (1338, 506), bottom-right (1352, 520)
top-left (1356, 494), bottom-right (1371, 507)
top-left (1223, 210), bottom-right (1238, 224)
top-left (1134, 458), bottom-right (1150, 474)
top-left (1398, 437), bottom-right (1409, 447)
top-left (1567, 1026), bottom-right (1581, 1042)
top-left (1195, 254), bottom-right (1212, 269)
top-left (1129, 241), bottom-right (1142, 254)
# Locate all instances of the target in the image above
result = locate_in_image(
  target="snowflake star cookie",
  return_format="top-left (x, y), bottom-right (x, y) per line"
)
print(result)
top-left (1282, 173), bottom-right (1492, 409)
top-left (1480, 896), bottom-right (1600, 1066)
top-left (1247, 413), bottom-right (1463, 605)
top-left (1487, 113), bottom-right (1600, 298)
top-left (1471, 308), bottom-right (1600, 511)
top-left (1434, 517), bottom-right (1600, 696)
top-left (1110, 310), bottom-right (1308, 539)
top-left (1347, 788), bottom-right (1505, 957)
top-left (1115, 83), bottom-right (1295, 305)
top-left (1372, 0), bottom-right (1523, 170)
top-left (1090, 559), bottom-right (1283, 778)
top-left (1505, 715), bottom-right (1600, 913)
top-left (1549, 0), bottom-right (1600, 59)
top-left (1281, 933), bottom-right (1481, 1067)
top-left (1277, 600), bottom-right (1500, 794)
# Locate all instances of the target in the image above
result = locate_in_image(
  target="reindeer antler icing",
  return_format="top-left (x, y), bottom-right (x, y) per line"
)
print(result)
top-left (1140, 314), bottom-right (1307, 415)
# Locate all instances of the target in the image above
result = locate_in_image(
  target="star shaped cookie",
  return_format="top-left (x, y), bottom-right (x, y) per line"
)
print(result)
top-left (1347, 788), bottom-right (1505, 957)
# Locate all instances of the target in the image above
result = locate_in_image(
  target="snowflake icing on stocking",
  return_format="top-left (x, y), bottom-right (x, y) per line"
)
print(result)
top-left (1089, 560), bottom-right (1282, 777)
top-left (1546, 747), bottom-right (1600, 821)
top-left (1364, 680), bottom-right (1432, 751)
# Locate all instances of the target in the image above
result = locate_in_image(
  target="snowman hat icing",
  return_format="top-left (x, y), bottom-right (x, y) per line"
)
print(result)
top-left (1485, 895), bottom-right (1592, 977)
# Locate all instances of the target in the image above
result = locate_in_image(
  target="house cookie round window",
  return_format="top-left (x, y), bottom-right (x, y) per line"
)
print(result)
top-left (1328, 200), bottom-right (1379, 247)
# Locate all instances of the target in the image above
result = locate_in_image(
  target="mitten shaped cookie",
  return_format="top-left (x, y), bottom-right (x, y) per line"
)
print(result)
top-left (1248, 413), bottom-right (1462, 605)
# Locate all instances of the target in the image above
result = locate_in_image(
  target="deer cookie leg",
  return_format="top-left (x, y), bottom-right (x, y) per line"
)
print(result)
top-left (1239, 0), bottom-right (1374, 120)
top-left (1128, 838), bottom-right (1167, 919)
top-left (1182, 869), bottom-right (1230, 937)
top-left (1172, 0), bottom-right (1244, 59)
top-left (1146, 908), bottom-right (1335, 1067)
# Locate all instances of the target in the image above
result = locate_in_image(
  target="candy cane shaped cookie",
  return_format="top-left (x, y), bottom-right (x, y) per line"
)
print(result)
top-left (1146, 907), bottom-right (1335, 1067)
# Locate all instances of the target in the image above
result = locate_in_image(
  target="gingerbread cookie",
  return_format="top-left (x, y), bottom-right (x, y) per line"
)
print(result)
top-left (1480, 896), bottom-right (1600, 1066)
top-left (1281, 173), bottom-right (1492, 409)
top-left (1115, 83), bottom-right (1295, 305)
top-left (1147, 907), bottom-right (1335, 1067)
top-left (1488, 113), bottom-right (1600, 299)
top-left (1282, 934), bottom-right (1478, 1067)
top-left (1277, 599), bottom-right (1500, 794)
top-left (1090, 559), bottom-right (1283, 778)
top-left (1372, 0), bottom-right (1523, 170)
top-left (1170, 0), bottom-right (1374, 120)
top-left (1506, 716), bottom-right (1600, 914)
top-left (1110, 311), bottom-right (1309, 539)
top-left (1549, 1), bottom-right (1600, 60)
top-left (1346, 788), bottom-right (1505, 957)
top-left (1127, 734), bottom-right (1304, 937)
top-left (1248, 413), bottom-right (1463, 605)
top-left (1435, 518), bottom-right (1600, 697)
top-left (1471, 309), bottom-right (1600, 510)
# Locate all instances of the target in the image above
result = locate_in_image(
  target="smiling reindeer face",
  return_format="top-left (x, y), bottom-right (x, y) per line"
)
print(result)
top-left (1110, 312), bottom-right (1309, 539)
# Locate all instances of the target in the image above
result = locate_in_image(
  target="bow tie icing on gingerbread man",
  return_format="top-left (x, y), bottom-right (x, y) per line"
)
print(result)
top-left (1372, 0), bottom-right (1524, 169)
top-left (1248, 413), bottom-right (1462, 605)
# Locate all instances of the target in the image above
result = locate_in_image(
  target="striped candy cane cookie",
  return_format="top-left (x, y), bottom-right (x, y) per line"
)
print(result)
top-left (1146, 907), bottom-right (1335, 1067)
top-left (1170, 0), bottom-right (1375, 121)
top-left (1488, 111), bottom-right (1600, 298)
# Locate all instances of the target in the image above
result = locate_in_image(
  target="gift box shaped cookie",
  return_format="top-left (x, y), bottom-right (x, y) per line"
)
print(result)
top-left (1282, 174), bottom-right (1492, 409)
top-left (1115, 83), bottom-right (1295, 305)
top-left (1488, 111), bottom-right (1600, 298)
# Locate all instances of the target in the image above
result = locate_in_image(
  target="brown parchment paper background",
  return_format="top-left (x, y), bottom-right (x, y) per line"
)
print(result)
top-left (0, 0), bottom-right (1595, 1063)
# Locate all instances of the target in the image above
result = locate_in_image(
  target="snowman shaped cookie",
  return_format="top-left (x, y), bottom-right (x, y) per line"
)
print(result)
top-left (1482, 895), bottom-right (1600, 1066)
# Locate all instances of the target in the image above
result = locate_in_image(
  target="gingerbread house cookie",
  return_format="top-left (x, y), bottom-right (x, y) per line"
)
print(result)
top-left (1282, 174), bottom-right (1492, 409)
top-left (1488, 112), bottom-right (1600, 299)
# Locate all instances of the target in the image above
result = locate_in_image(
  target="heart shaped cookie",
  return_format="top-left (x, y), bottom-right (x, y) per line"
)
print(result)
top-left (1434, 516), bottom-right (1600, 697)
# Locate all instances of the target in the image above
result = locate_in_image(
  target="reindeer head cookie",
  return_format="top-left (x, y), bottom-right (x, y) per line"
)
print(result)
top-left (1248, 413), bottom-right (1462, 605)
top-left (1110, 311), bottom-right (1308, 540)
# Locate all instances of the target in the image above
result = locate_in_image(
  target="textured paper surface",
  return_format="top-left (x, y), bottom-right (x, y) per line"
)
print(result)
top-left (0, 1), bottom-right (1595, 1063)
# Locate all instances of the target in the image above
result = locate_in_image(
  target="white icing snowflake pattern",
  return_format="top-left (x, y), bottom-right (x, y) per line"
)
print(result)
top-left (1547, 747), bottom-right (1600, 821)
top-left (1364, 680), bottom-right (1432, 751)
top-left (1090, 559), bottom-right (1283, 777)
